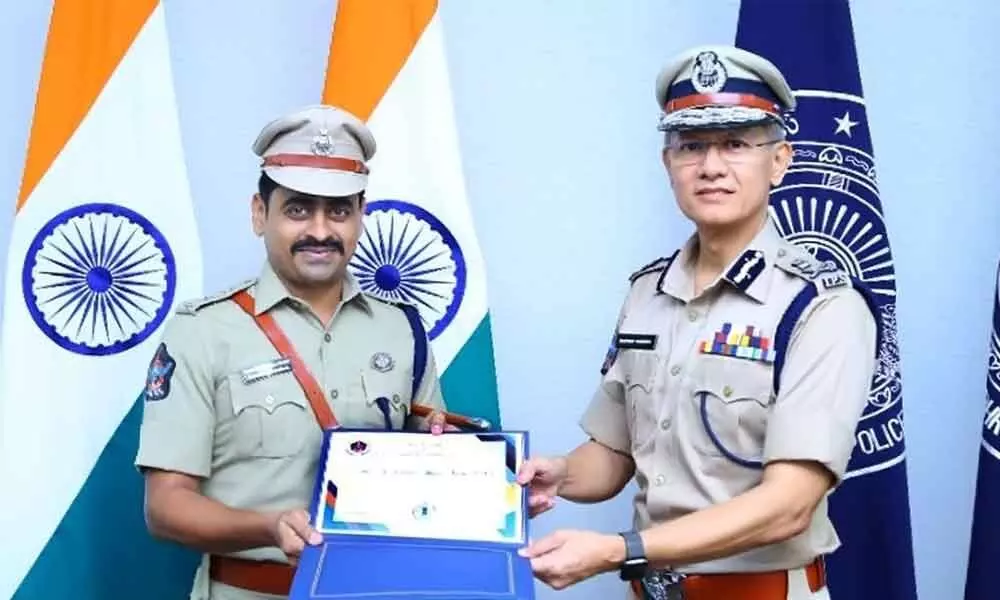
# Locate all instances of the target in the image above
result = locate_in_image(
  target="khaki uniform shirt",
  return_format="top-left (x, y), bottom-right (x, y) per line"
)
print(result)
top-left (134, 263), bottom-right (445, 600)
top-left (580, 219), bottom-right (876, 574)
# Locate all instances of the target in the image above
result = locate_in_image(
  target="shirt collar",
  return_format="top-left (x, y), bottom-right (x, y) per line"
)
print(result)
top-left (252, 262), bottom-right (373, 315)
top-left (658, 218), bottom-right (782, 303)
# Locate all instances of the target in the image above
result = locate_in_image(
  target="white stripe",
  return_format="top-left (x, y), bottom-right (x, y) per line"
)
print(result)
top-left (793, 89), bottom-right (866, 105)
top-left (843, 451), bottom-right (906, 479)
top-left (982, 440), bottom-right (1000, 463)
top-left (363, 12), bottom-right (488, 371)
top-left (0, 6), bottom-right (202, 597)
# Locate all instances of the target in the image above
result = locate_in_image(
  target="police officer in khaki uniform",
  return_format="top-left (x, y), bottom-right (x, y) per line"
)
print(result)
top-left (516, 46), bottom-right (878, 600)
top-left (134, 105), bottom-right (451, 600)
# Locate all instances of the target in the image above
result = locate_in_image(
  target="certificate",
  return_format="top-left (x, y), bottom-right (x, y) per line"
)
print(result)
top-left (290, 430), bottom-right (534, 600)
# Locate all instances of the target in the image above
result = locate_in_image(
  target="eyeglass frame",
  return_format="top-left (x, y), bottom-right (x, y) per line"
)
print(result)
top-left (664, 136), bottom-right (786, 165)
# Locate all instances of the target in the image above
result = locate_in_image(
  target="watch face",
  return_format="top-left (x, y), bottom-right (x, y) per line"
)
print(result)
top-left (620, 558), bottom-right (648, 580)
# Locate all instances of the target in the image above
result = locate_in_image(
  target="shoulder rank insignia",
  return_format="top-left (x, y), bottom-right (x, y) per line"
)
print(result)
top-left (177, 278), bottom-right (256, 315)
top-left (774, 247), bottom-right (849, 290)
top-left (629, 250), bottom-right (679, 285)
top-left (815, 271), bottom-right (850, 291)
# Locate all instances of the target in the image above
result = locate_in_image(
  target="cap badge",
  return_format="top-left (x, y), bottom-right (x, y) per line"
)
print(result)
top-left (691, 50), bottom-right (727, 93)
top-left (311, 127), bottom-right (337, 157)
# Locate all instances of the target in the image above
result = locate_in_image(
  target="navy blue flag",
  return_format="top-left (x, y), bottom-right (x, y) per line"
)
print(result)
top-left (735, 1), bottom-right (918, 598)
top-left (964, 260), bottom-right (1000, 599)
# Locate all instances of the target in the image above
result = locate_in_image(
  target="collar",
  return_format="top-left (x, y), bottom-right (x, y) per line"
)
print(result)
top-left (252, 262), bottom-right (372, 316)
top-left (658, 218), bottom-right (782, 303)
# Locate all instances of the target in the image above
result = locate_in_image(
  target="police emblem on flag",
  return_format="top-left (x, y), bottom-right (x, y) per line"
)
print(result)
top-left (738, 3), bottom-right (920, 598)
top-left (348, 199), bottom-right (466, 340)
top-left (21, 203), bottom-right (176, 356)
top-left (768, 90), bottom-right (904, 478)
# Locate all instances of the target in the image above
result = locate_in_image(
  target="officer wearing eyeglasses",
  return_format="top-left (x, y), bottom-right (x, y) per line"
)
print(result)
top-left (516, 45), bottom-right (879, 600)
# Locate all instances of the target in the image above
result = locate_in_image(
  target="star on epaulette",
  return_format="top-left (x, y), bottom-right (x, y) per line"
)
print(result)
top-left (629, 251), bottom-right (679, 285)
top-left (176, 278), bottom-right (256, 315)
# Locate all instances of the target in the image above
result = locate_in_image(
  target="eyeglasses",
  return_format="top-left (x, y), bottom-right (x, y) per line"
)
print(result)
top-left (665, 138), bottom-right (783, 165)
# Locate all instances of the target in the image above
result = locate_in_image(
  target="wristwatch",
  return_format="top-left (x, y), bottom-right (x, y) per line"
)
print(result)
top-left (617, 530), bottom-right (649, 580)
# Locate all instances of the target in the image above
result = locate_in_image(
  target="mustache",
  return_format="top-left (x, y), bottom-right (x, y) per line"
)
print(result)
top-left (290, 237), bottom-right (344, 254)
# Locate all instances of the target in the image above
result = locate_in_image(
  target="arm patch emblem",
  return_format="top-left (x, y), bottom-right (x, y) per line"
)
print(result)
top-left (145, 342), bottom-right (176, 402)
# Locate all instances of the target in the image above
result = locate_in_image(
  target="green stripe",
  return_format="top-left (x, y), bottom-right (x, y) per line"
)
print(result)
top-left (440, 314), bottom-right (502, 430)
top-left (13, 394), bottom-right (200, 600)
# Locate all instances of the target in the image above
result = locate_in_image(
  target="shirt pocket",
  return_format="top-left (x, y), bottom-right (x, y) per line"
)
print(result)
top-left (623, 352), bottom-right (662, 453)
top-left (690, 356), bottom-right (773, 466)
top-left (227, 370), bottom-right (314, 459)
top-left (357, 367), bottom-right (412, 431)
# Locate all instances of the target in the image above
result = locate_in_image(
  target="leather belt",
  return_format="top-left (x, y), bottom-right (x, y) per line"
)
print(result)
top-left (209, 555), bottom-right (295, 596)
top-left (630, 557), bottom-right (826, 600)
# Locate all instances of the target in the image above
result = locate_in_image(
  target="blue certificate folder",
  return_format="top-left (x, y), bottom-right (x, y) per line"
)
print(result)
top-left (289, 429), bottom-right (535, 600)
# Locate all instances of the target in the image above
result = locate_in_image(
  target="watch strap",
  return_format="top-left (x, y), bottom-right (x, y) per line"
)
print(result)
top-left (619, 530), bottom-right (646, 561)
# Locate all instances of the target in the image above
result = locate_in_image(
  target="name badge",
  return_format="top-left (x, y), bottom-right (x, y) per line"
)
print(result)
top-left (240, 358), bottom-right (292, 385)
top-left (615, 332), bottom-right (658, 351)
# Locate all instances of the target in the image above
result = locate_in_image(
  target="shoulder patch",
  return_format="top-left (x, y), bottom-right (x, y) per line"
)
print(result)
top-left (773, 247), bottom-right (849, 291)
top-left (144, 342), bottom-right (176, 402)
top-left (629, 250), bottom-right (679, 285)
top-left (176, 278), bottom-right (256, 315)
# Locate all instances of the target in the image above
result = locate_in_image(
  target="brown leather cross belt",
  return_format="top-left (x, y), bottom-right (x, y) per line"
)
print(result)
top-left (630, 556), bottom-right (826, 600)
top-left (210, 555), bottom-right (295, 596)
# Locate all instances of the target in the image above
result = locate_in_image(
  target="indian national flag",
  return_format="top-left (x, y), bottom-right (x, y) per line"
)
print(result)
top-left (0, 0), bottom-right (202, 598)
top-left (325, 0), bottom-right (501, 426)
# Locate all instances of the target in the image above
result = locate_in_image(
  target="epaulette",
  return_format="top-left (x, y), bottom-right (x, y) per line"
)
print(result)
top-left (628, 250), bottom-right (678, 285)
top-left (773, 246), bottom-right (850, 292)
top-left (176, 278), bottom-right (256, 315)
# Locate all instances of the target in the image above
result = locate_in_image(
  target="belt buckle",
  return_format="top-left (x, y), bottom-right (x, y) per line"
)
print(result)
top-left (641, 570), bottom-right (686, 600)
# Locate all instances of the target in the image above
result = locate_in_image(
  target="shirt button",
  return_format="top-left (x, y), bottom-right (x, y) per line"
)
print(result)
top-left (660, 419), bottom-right (670, 430)
top-left (655, 475), bottom-right (666, 486)
top-left (264, 395), bottom-right (275, 406)
top-left (670, 365), bottom-right (681, 376)
top-left (324, 333), bottom-right (332, 342)
top-left (330, 389), bottom-right (339, 400)
top-left (723, 385), bottom-right (733, 398)
top-left (777, 248), bottom-right (786, 258)
top-left (687, 309), bottom-right (698, 322)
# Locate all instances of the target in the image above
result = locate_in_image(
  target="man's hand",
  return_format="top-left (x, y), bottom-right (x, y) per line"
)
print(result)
top-left (425, 411), bottom-right (460, 435)
top-left (268, 509), bottom-right (322, 565)
top-left (518, 530), bottom-right (624, 590)
top-left (516, 456), bottom-right (569, 517)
